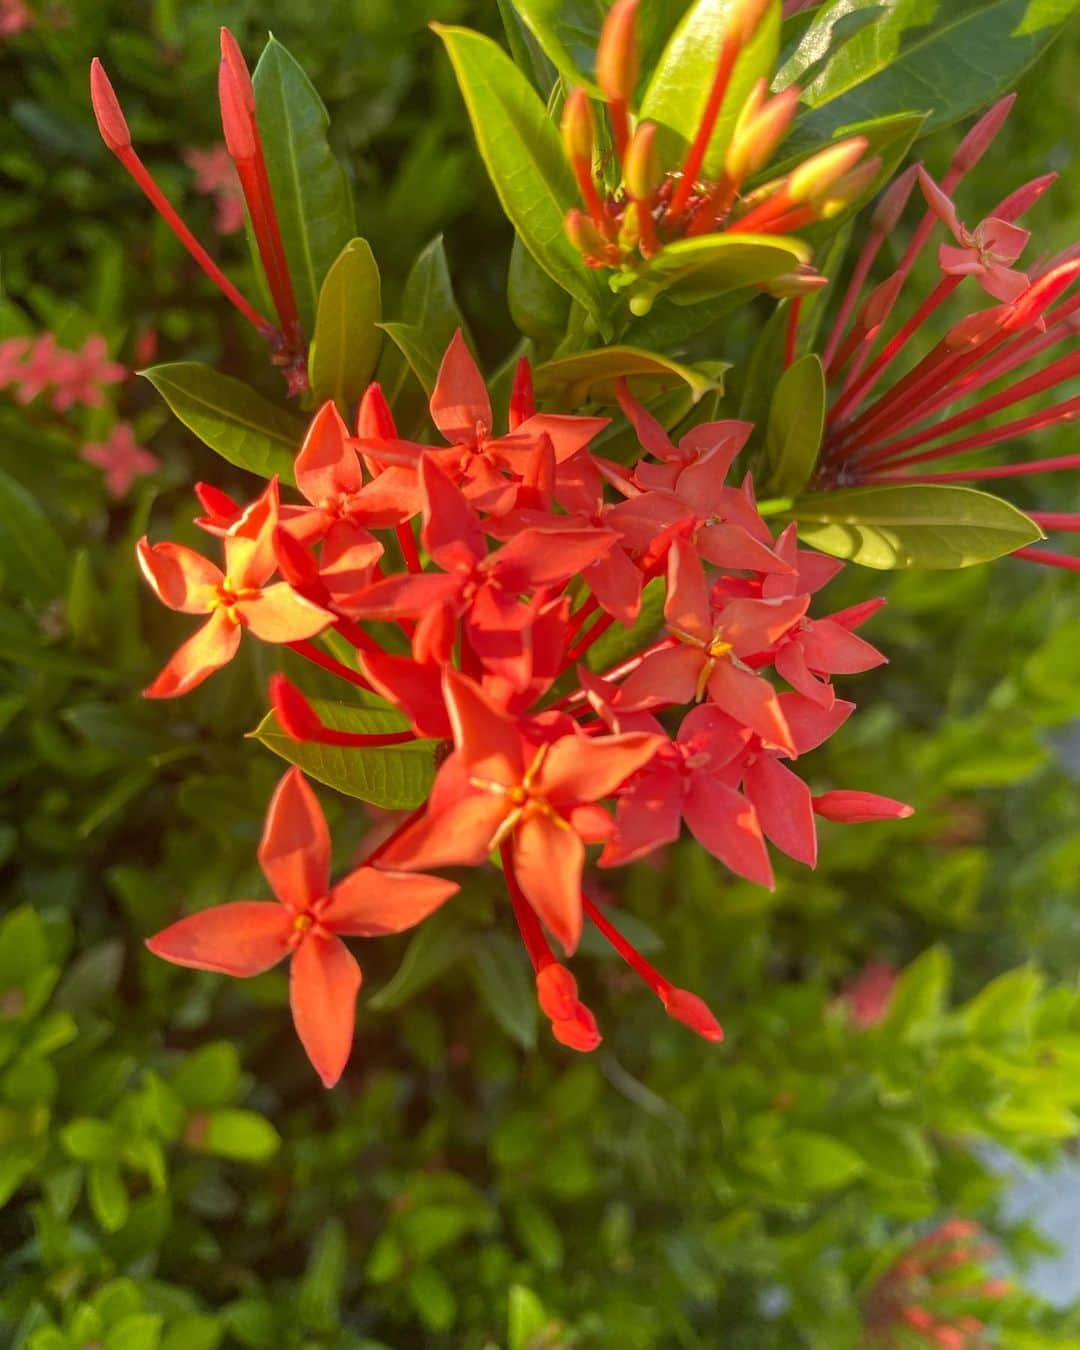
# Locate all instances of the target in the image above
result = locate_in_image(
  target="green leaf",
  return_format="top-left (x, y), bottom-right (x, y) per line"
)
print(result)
top-left (625, 233), bottom-right (808, 315)
top-left (160, 1316), bottom-right (223, 1350)
top-left (783, 484), bottom-right (1043, 569)
top-left (843, 1120), bottom-right (933, 1180)
top-left (881, 945), bottom-right (952, 1043)
top-left (88, 1162), bottom-right (129, 1233)
top-left (309, 239), bottom-right (382, 412)
top-left (779, 1130), bottom-right (865, 1192)
top-left (585, 575), bottom-right (666, 674)
top-left (510, 0), bottom-right (688, 92)
top-left (297, 1219), bottom-right (347, 1332)
top-left (379, 236), bottom-right (467, 404)
top-left (777, 0), bottom-right (1078, 154)
top-left (763, 353), bottom-right (824, 496)
top-left (641, 0), bottom-right (782, 176)
top-left (61, 1117), bottom-right (120, 1162)
top-left (508, 1285), bottom-right (550, 1350)
top-left (0, 466), bottom-right (66, 608)
top-left (407, 1266), bottom-right (456, 1333)
top-left (199, 1108), bottom-right (281, 1163)
top-left (142, 363), bottom-right (305, 484)
top-left (380, 321), bottom-right (451, 399)
top-left (468, 933), bottom-right (538, 1049)
top-left (106, 1313), bottom-right (163, 1350)
top-left (963, 966), bottom-right (1045, 1040)
top-left (534, 346), bottom-right (723, 408)
top-left (0, 905), bottom-right (49, 990)
top-left (252, 36), bottom-right (356, 331)
top-left (171, 1042), bottom-right (242, 1109)
top-left (369, 910), bottom-right (468, 1012)
top-left (508, 234), bottom-right (570, 343)
top-left (251, 699), bottom-right (436, 809)
top-left (434, 24), bottom-right (606, 324)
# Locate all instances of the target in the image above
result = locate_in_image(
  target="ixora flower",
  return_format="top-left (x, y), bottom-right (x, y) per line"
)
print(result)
top-left (559, 0), bottom-right (875, 298)
top-left (139, 331), bottom-right (914, 1073)
top-left (147, 768), bottom-right (457, 1086)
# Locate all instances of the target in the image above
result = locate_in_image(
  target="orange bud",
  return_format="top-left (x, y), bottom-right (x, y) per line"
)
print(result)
top-left (788, 136), bottom-right (868, 203)
top-left (565, 208), bottom-right (613, 259)
top-left (89, 58), bottom-right (132, 154)
top-left (623, 120), bottom-right (661, 200)
top-left (726, 82), bottom-right (799, 182)
top-left (814, 155), bottom-right (881, 219)
top-left (760, 266), bottom-right (828, 299)
top-left (536, 963), bottom-right (579, 1022)
top-left (561, 87), bottom-right (595, 164)
top-left (596, 0), bottom-right (639, 104)
top-left (661, 987), bottom-right (723, 1042)
top-left (734, 0), bottom-right (775, 44)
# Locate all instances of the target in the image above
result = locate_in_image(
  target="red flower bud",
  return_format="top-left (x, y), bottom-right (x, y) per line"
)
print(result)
top-left (596, 0), bottom-right (640, 105)
top-left (789, 136), bottom-right (868, 204)
top-left (89, 58), bottom-right (132, 154)
top-left (623, 121), bottom-right (661, 201)
top-left (661, 987), bottom-right (724, 1042)
top-left (561, 87), bottom-right (595, 165)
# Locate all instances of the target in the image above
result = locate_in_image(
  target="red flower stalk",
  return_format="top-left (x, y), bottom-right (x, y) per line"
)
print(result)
top-left (89, 41), bottom-right (307, 393)
top-left (558, 0), bottom-right (872, 277)
top-left (815, 102), bottom-right (1079, 567)
top-left (141, 334), bottom-right (911, 1065)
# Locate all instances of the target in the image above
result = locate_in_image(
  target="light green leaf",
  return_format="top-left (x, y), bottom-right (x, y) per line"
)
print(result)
top-left (88, 1162), bottom-right (129, 1233)
top-left (468, 933), bottom-right (538, 1049)
top-left (626, 233), bottom-right (808, 314)
top-left (784, 484), bottom-right (1043, 569)
top-left (297, 1219), bottom-right (347, 1332)
top-left (199, 1109), bottom-right (281, 1163)
top-left (106, 1314), bottom-right (164, 1350)
top-left (508, 1285), bottom-right (551, 1350)
top-left (641, 0), bottom-right (782, 176)
top-left (763, 353), bottom-right (824, 496)
top-left (309, 238), bottom-right (382, 412)
top-left (251, 698), bottom-right (436, 809)
top-left (963, 966), bottom-right (1045, 1040)
top-left (60, 1117), bottom-right (119, 1163)
top-left (779, 1130), bottom-right (865, 1192)
top-left (510, 0), bottom-right (689, 92)
top-left (171, 1042), bottom-right (242, 1109)
top-left (142, 363), bottom-right (305, 484)
top-left (881, 945), bottom-right (951, 1043)
top-left (380, 322), bottom-right (449, 399)
top-left (534, 346), bottom-right (723, 408)
top-left (434, 24), bottom-right (606, 324)
top-left (379, 237), bottom-right (468, 404)
top-left (0, 467), bottom-right (66, 608)
top-left (252, 36), bottom-right (356, 331)
top-left (777, 0), bottom-right (1077, 154)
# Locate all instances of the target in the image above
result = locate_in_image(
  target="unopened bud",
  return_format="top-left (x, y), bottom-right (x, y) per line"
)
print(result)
top-left (788, 136), bottom-right (868, 203)
top-left (561, 87), bottom-right (595, 164)
top-left (661, 986), bottom-right (724, 1041)
top-left (726, 82), bottom-right (800, 182)
top-left (219, 28), bottom-right (256, 112)
top-left (623, 120), bottom-right (661, 199)
top-left (952, 93), bottom-right (1014, 176)
top-left (269, 673), bottom-right (322, 741)
top-left (859, 273), bottom-right (904, 330)
top-left (596, 0), bottom-right (639, 104)
top-left (89, 58), bottom-right (132, 154)
top-left (536, 963), bottom-right (579, 1022)
top-left (551, 1001), bottom-right (602, 1052)
top-left (565, 208), bottom-right (613, 260)
top-left (218, 58), bottom-right (257, 161)
top-left (815, 155), bottom-right (880, 218)
top-left (993, 171), bottom-right (1057, 224)
top-left (734, 0), bottom-right (774, 43)
top-left (760, 265), bottom-right (827, 299)
top-left (871, 162), bottom-right (918, 233)
top-left (357, 381), bottom-right (398, 440)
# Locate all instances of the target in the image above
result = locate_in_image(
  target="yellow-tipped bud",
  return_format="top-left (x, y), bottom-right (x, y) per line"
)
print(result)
top-left (760, 265), bottom-right (828, 299)
top-left (734, 0), bottom-right (775, 43)
top-left (726, 83), bottom-right (800, 182)
top-left (623, 121), bottom-right (661, 200)
top-left (815, 156), bottom-right (881, 218)
top-left (565, 208), bottom-right (612, 259)
top-left (788, 136), bottom-right (868, 204)
top-left (597, 0), bottom-right (640, 105)
top-left (561, 88), bottom-right (595, 164)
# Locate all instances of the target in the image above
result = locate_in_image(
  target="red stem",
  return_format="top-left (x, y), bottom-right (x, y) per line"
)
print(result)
top-left (582, 895), bottom-right (669, 996)
top-left (668, 32), bottom-right (739, 219)
top-left (501, 841), bottom-right (554, 971)
top-left (287, 640), bottom-right (372, 688)
top-left (1011, 546), bottom-right (1080, 572)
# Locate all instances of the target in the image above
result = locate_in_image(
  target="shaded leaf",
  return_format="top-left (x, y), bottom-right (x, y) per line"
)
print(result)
top-left (763, 353), bottom-right (824, 496)
top-left (626, 233), bottom-right (808, 314)
top-left (0, 466), bottom-right (66, 608)
top-left (468, 932), bottom-right (537, 1049)
top-left (535, 346), bottom-right (723, 408)
top-left (369, 910), bottom-right (468, 1012)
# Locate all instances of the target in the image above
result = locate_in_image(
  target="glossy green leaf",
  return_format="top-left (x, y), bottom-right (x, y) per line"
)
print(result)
top-left (251, 698), bottom-right (436, 809)
top-left (434, 24), bottom-right (607, 324)
top-left (142, 363), bottom-right (305, 484)
top-left (508, 234), bottom-right (570, 343)
top-left (510, 0), bottom-right (689, 92)
top-left (641, 0), bottom-right (782, 176)
top-left (763, 353), bottom-right (824, 496)
top-left (777, 0), bottom-right (1077, 155)
top-left (368, 910), bottom-right (469, 1012)
top-left (626, 233), bottom-right (808, 314)
top-left (534, 346), bottom-right (723, 408)
top-left (468, 932), bottom-right (537, 1049)
top-left (784, 484), bottom-right (1043, 569)
top-left (0, 466), bottom-right (66, 608)
top-left (309, 238), bottom-right (381, 412)
top-left (379, 236), bottom-right (468, 404)
top-left (252, 36), bottom-right (356, 331)
top-left (380, 321), bottom-right (450, 399)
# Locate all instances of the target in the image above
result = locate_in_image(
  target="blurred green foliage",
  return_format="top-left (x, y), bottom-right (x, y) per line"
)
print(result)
top-left (0, 1), bottom-right (1078, 1346)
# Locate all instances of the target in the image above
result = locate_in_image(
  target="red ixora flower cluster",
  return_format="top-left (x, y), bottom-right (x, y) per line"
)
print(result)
top-left (863, 1220), bottom-right (1010, 1348)
top-left (141, 331), bottom-right (912, 1084)
top-left (812, 95), bottom-right (1080, 571)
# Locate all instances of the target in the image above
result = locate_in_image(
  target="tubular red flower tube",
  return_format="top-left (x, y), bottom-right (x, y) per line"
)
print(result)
top-left (668, 25), bottom-right (741, 219)
top-left (90, 58), bottom-right (276, 341)
top-left (812, 791), bottom-right (913, 822)
top-left (269, 673), bottom-right (415, 747)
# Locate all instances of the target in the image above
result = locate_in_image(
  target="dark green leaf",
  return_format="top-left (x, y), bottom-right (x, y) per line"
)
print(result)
top-left (309, 238), bottom-right (382, 412)
top-left (468, 933), bottom-right (537, 1049)
top-left (508, 234), bottom-right (571, 343)
top-left (641, 0), bottom-right (782, 176)
top-left (777, 0), bottom-right (1078, 154)
top-left (435, 24), bottom-right (607, 324)
top-left (253, 36), bottom-right (356, 331)
top-left (783, 484), bottom-right (1043, 569)
top-left (0, 466), bottom-right (66, 608)
top-left (142, 363), bottom-right (305, 484)
top-left (763, 353), bottom-right (824, 496)
top-left (379, 236), bottom-right (467, 404)
top-left (252, 698), bottom-right (436, 809)
top-left (369, 910), bottom-right (468, 1012)
top-left (585, 576), bottom-right (666, 673)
